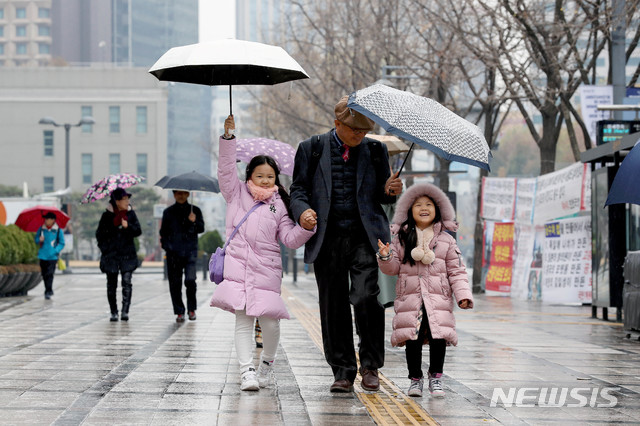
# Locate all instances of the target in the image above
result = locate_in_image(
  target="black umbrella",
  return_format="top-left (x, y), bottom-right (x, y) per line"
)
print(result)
top-left (148, 39), bottom-right (309, 114)
top-left (154, 171), bottom-right (220, 213)
top-left (154, 171), bottom-right (219, 193)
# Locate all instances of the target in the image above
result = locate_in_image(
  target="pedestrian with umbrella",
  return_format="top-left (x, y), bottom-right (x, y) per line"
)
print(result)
top-left (209, 115), bottom-right (316, 392)
top-left (26, 209), bottom-right (67, 299)
top-left (95, 188), bottom-right (142, 322)
top-left (156, 173), bottom-right (209, 323)
top-left (289, 95), bottom-right (403, 393)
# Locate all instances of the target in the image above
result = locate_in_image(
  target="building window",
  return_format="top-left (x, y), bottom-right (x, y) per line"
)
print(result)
top-left (16, 8), bottom-right (26, 19)
top-left (136, 106), bottom-right (147, 134)
top-left (0, 8), bottom-right (4, 19)
top-left (109, 154), bottom-right (120, 174)
top-left (81, 106), bottom-right (93, 133)
top-left (16, 25), bottom-right (26, 37)
top-left (38, 8), bottom-right (50, 18)
top-left (136, 154), bottom-right (147, 179)
top-left (0, 26), bottom-right (4, 37)
top-left (38, 43), bottom-right (49, 54)
top-left (82, 154), bottom-right (92, 184)
top-left (43, 177), bottom-right (54, 192)
top-left (37, 25), bottom-right (50, 36)
top-left (16, 43), bottom-right (27, 55)
top-left (43, 130), bottom-right (53, 156)
top-left (0, 44), bottom-right (4, 56)
top-left (109, 106), bottom-right (120, 133)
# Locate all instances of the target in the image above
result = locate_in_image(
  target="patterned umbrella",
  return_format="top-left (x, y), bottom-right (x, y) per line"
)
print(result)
top-left (80, 173), bottom-right (145, 204)
top-left (236, 138), bottom-right (296, 176)
top-left (347, 84), bottom-right (492, 172)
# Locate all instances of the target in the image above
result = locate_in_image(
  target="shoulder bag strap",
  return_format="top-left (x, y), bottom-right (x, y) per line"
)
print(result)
top-left (222, 202), bottom-right (261, 250)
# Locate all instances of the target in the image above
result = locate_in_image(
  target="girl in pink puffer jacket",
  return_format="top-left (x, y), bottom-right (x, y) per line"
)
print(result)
top-left (210, 115), bottom-right (316, 392)
top-left (377, 183), bottom-right (473, 398)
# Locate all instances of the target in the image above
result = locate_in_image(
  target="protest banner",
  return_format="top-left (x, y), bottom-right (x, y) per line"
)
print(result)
top-left (485, 222), bottom-right (515, 294)
top-left (481, 177), bottom-right (516, 221)
top-left (515, 178), bottom-right (537, 224)
top-left (541, 216), bottom-right (592, 304)
top-left (533, 163), bottom-right (589, 224)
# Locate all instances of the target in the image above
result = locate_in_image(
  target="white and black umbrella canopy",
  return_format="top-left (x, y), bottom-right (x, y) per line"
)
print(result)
top-left (149, 39), bottom-right (309, 86)
top-left (347, 84), bottom-right (492, 171)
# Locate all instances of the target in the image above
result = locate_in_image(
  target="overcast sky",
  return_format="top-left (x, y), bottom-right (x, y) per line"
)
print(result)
top-left (199, 0), bottom-right (236, 41)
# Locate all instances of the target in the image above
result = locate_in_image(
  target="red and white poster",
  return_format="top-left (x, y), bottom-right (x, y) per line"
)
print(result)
top-left (485, 222), bottom-right (515, 294)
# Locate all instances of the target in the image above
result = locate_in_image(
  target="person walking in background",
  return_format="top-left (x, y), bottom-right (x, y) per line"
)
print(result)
top-left (35, 212), bottom-right (65, 299)
top-left (210, 115), bottom-right (315, 392)
top-left (377, 183), bottom-right (473, 398)
top-left (160, 190), bottom-right (205, 322)
top-left (289, 96), bottom-right (403, 393)
top-left (96, 188), bottom-right (142, 322)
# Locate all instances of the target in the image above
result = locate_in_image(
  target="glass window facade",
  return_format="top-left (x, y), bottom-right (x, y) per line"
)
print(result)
top-left (16, 43), bottom-right (27, 55)
top-left (82, 154), bottom-right (93, 184)
top-left (38, 43), bottom-right (49, 54)
top-left (136, 154), bottom-right (147, 178)
top-left (81, 106), bottom-right (93, 133)
top-left (16, 8), bottom-right (26, 19)
top-left (109, 106), bottom-right (120, 133)
top-left (38, 25), bottom-right (50, 36)
top-left (38, 8), bottom-right (50, 18)
top-left (43, 177), bottom-right (54, 192)
top-left (43, 130), bottom-right (53, 156)
top-left (16, 25), bottom-right (26, 37)
top-left (136, 106), bottom-right (147, 134)
top-left (109, 154), bottom-right (120, 174)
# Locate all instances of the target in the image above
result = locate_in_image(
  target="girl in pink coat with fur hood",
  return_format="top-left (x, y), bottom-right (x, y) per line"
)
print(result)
top-left (210, 115), bottom-right (316, 392)
top-left (377, 183), bottom-right (473, 398)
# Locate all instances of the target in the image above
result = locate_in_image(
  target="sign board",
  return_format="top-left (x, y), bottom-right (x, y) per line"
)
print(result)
top-left (579, 85), bottom-right (613, 143)
top-left (596, 120), bottom-right (640, 145)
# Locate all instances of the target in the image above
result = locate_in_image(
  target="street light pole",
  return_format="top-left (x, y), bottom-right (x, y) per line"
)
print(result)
top-left (38, 116), bottom-right (95, 274)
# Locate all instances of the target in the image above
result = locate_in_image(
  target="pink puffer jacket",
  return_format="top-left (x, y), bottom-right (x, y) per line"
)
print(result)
top-left (378, 183), bottom-right (473, 347)
top-left (209, 136), bottom-right (315, 320)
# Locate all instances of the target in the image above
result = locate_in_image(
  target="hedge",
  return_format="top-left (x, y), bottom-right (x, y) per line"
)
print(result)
top-left (0, 224), bottom-right (38, 265)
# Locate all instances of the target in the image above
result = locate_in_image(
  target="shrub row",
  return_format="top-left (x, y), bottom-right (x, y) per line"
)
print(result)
top-left (0, 224), bottom-right (38, 266)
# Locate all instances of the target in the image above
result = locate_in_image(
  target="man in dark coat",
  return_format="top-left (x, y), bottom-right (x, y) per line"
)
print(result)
top-left (290, 95), bottom-right (403, 393)
top-left (160, 190), bottom-right (205, 322)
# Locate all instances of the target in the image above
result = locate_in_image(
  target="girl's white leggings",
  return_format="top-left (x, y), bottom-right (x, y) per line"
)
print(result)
top-left (235, 309), bottom-right (279, 373)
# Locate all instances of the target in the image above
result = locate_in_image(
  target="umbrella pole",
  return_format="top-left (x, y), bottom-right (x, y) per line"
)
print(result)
top-left (229, 85), bottom-right (232, 115)
top-left (397, 143), bottom-right (415, 175)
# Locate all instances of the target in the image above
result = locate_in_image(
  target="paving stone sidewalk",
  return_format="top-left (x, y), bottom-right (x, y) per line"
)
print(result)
top-left (0, 272), bottom-right (639, 425)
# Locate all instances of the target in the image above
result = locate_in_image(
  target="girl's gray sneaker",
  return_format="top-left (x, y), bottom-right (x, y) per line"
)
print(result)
top-left (257, 360), bottom-right (274, 388)
top-left (408, 378), bottom-right (423, 397)
top-left (428, 372), bottom-right (445, 397)
top-left (240, 368), bottom-right (259, 391)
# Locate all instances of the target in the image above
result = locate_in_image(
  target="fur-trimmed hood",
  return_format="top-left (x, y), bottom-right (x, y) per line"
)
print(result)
top-left (391, 183), bottom-right (458, 232)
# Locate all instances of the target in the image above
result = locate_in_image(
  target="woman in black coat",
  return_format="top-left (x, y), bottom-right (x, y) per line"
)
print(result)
top-left (96, 188), bottom-right (142, 322)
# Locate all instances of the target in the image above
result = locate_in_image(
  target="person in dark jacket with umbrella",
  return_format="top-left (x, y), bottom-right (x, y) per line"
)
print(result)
top-left (160, 190), bottom-right (205, 322)
top-left (290, 95), bottom-right (403, 393)
top-left (96, 188), bottom-right (142, 322)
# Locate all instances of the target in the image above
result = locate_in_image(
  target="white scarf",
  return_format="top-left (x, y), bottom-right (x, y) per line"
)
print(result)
top-left (411, 225), bottom-right (435, 265)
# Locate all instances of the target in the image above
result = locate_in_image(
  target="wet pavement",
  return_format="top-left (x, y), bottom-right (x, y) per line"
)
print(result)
top-left (0, 270), bottom-right (639, 425)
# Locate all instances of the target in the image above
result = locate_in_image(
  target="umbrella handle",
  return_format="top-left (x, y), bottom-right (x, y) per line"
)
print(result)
top-left (397, 143), bottom-right (415, 175)
top-left (229, 85), bottom-right (232, 115)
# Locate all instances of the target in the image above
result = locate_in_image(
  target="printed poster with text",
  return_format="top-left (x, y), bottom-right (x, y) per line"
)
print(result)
top-left (485, 222), bottom-right (515, 293)
top-left (542, 216), bottom-right (592, 304)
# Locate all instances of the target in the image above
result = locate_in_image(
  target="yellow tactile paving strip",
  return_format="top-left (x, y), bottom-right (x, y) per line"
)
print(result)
top-left (283, 286), bottom-right (439, 425)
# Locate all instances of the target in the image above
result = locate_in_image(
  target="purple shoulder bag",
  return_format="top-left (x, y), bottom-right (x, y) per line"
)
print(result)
top-left (209, 203), bottom-right (261, 284)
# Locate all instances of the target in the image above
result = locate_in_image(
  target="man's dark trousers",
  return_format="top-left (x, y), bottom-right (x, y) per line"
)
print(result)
top-left (166, 252), bottom-right (197, 314)
top-left (313, 231), bottom-right (385, 383)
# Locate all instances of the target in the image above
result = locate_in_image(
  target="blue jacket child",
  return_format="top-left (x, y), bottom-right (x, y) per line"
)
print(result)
top-left (34, 212), bottom-right (65, 298)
